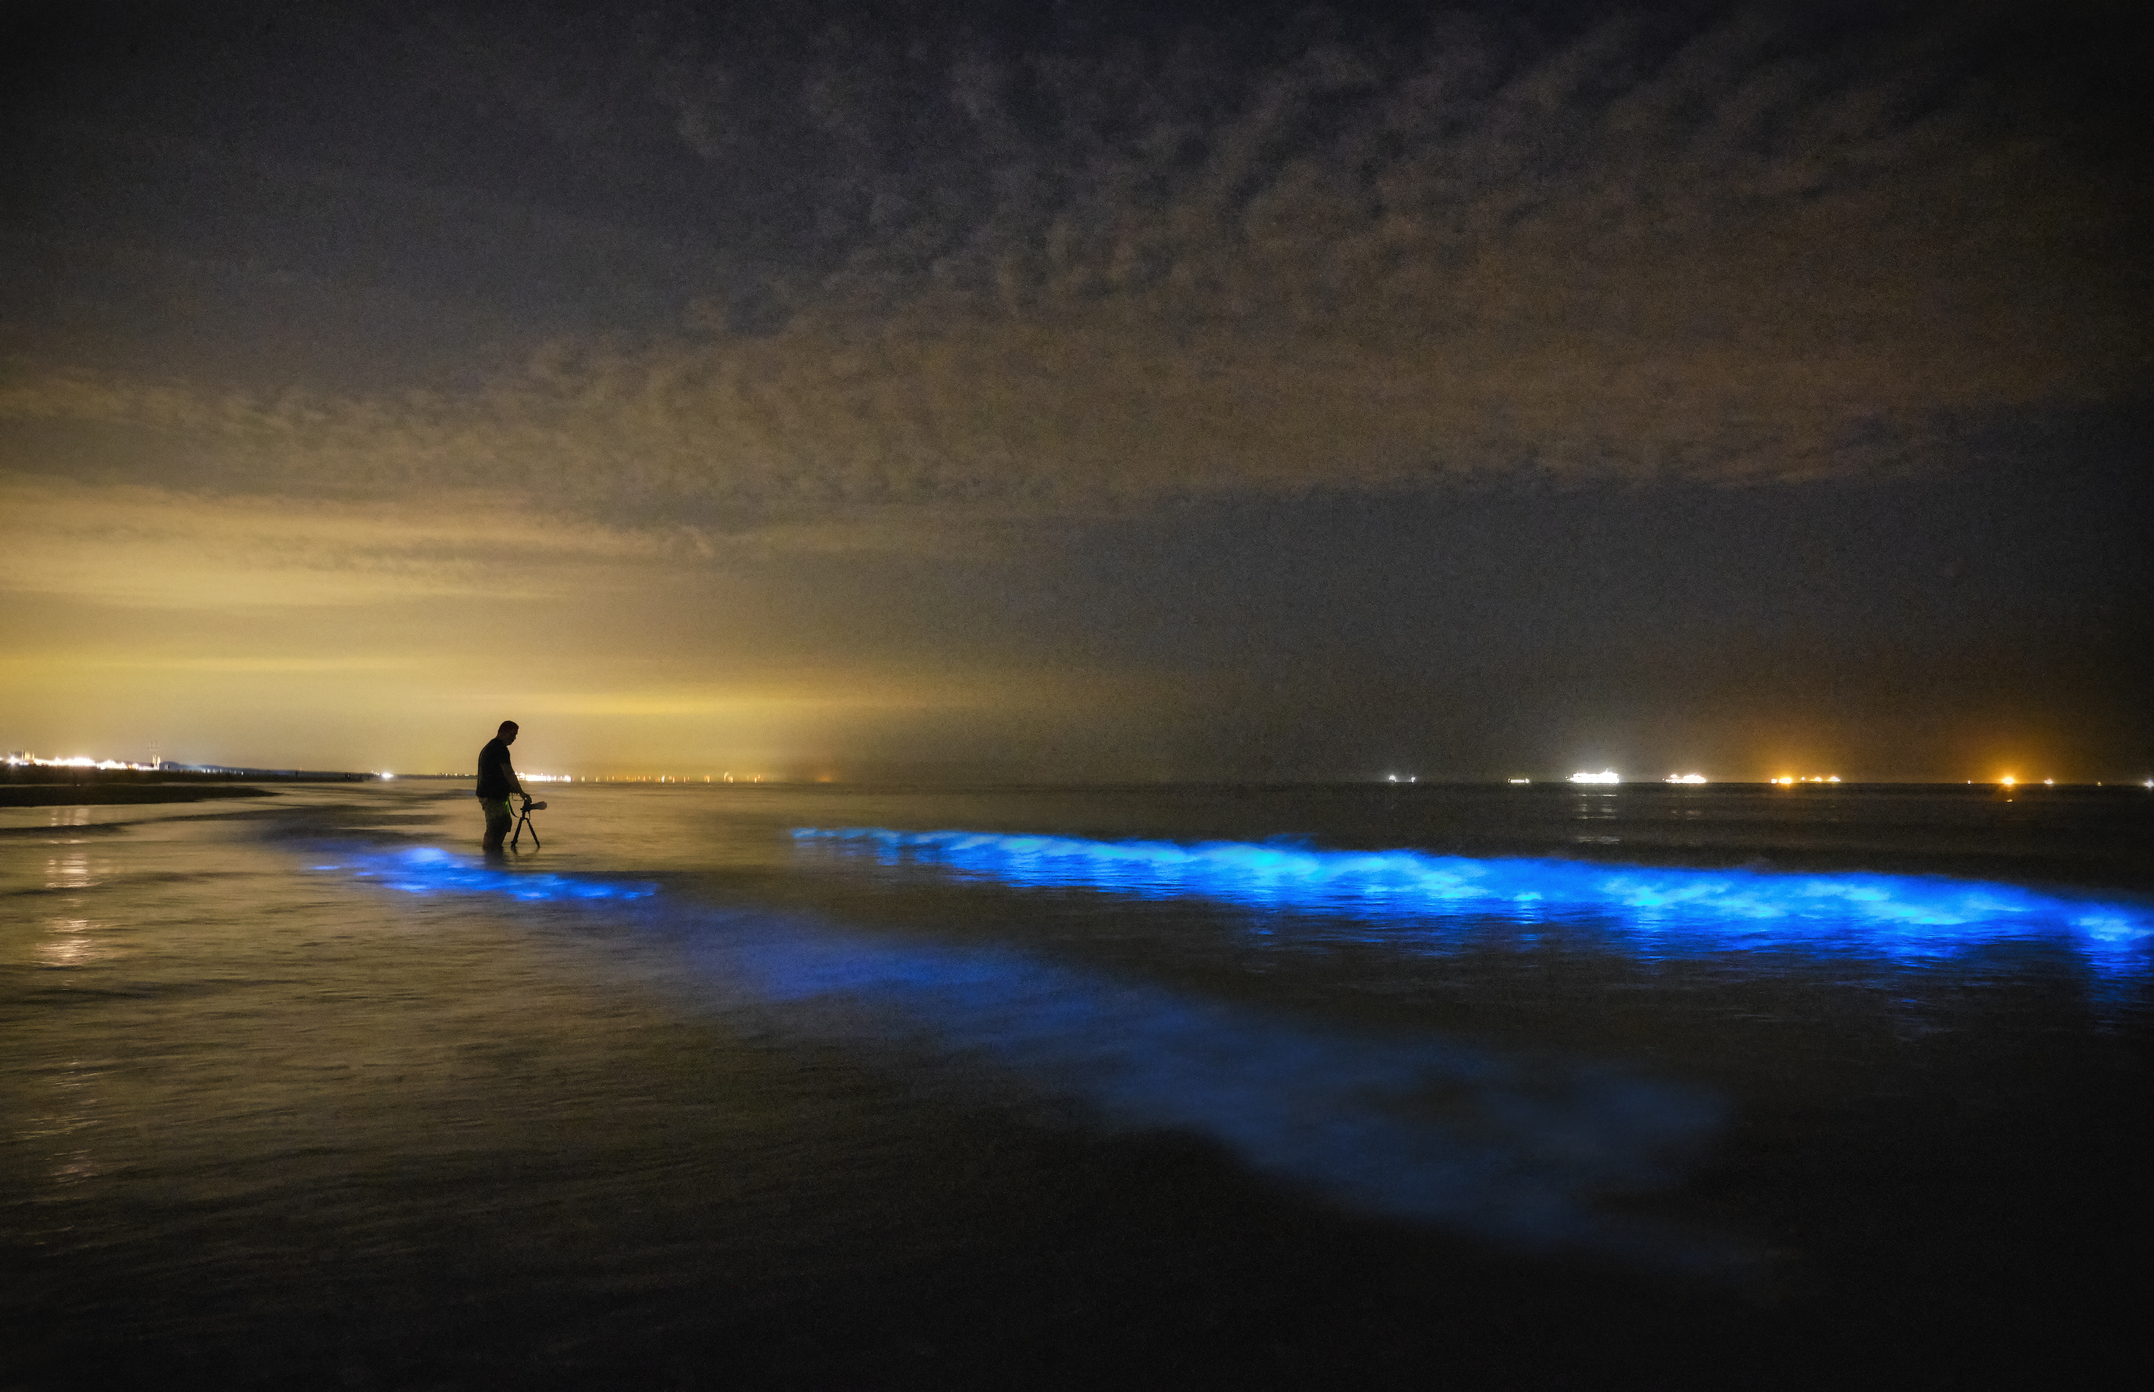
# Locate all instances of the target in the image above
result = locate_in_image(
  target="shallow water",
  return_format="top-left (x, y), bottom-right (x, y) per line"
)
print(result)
top-left (3, 783), bottom-right (2147, 1387)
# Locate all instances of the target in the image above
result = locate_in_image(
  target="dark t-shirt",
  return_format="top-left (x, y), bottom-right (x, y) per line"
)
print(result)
top-left (476, 737), bottom-right (516, 800)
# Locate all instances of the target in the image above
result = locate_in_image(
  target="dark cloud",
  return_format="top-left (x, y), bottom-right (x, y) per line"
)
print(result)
top-left (3, 2), bottom-right (2145, 535)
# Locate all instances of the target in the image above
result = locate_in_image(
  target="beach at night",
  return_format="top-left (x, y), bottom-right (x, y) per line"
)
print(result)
top-left (4, 781), bottom-right (2147, 1386)
top-left (4, 2), bottom-right (2147, 1384)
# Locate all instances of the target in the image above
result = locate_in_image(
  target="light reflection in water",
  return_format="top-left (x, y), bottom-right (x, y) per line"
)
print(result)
top-left (44, 852), bottom-right (94, 890)
top-left (319, 844), bottom-right (1736, 1268)
top-left (35, 918), bottom-right (106, 968)
top-left (791, 828), bottom-right (2152, 972)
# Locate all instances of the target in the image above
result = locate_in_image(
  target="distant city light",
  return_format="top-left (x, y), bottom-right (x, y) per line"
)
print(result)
top-left (1569, 769), bottom-right (1621, 785)
top-left (2001, 776), bottom-right (2017, 788)
top-left (1508, 778), bottom-right (1530, 785)
top-left (378, 771), bottom-right (395, 780)
top-left (1663, 773), bottom-right (1707, 785)
top-left (4, 751), bottom-right (162, 772)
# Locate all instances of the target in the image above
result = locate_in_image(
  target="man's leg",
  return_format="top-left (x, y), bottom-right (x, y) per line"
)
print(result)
top-left (482, 798), bottom-right (512, 852)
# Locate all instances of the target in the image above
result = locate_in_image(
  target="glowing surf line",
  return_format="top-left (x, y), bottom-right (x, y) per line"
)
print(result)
top-left (791, 828), bottom-right (2152, 959)
top-left (314, 843), bottom-right (1734, 1268)
top-left (336, 846), bottom-right (657, 902)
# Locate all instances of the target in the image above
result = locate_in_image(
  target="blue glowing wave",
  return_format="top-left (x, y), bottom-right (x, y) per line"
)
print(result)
top-left (327, 846), bottom-right (657, 903)
top-left (791, 828), bottom-right (2153, 960)
top-left (315, 843), bottom-right (1735, 1268)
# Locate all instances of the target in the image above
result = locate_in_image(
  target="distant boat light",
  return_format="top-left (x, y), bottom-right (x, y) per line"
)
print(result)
top-left (1569, 769), bottom-right (1621, 785)
top-left (1664, 773), bottom-right (1707, 785)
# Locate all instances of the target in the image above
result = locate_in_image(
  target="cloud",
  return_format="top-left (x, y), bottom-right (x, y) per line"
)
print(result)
top-left (0, 477), bottom-right (674, 608)
top-left (521, 676), bottom-right (1037, 719)
top-left (3, 655), bottom-right (419, 673)
top-left (3, 4), bottom-right (2144, 544)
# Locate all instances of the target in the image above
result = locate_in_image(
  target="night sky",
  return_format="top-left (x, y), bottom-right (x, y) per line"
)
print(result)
top-left (3, 0), bottom-right (2148, 781)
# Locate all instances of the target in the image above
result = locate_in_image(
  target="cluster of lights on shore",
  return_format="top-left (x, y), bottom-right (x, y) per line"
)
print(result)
top-left (1545, 770), bottom-right (2125, 788)
top-left (1565, 769), bottom-right (1832, 786)
top-left (4, 752), bottom-right (164, 771)
top-left (1394, 768), bottom-right (2142, 787)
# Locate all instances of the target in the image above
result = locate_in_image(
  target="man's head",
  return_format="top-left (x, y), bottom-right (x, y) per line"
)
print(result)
top-left (498, 720), bottom-right (519, 744)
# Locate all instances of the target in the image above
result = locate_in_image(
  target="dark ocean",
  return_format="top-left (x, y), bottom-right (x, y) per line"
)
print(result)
top-left (3, 781), bottom-right (2147, 1388)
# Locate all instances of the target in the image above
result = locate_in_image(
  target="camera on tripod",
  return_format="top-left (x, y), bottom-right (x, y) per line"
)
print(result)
top-left (511, 795), bottom-right (547, 849)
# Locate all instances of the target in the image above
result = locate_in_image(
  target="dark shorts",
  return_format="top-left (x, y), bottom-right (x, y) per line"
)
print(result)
top-left (480, 797), bottom-right (514, 840)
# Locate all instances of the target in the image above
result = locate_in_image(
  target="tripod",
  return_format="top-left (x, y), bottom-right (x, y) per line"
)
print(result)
top-left (510, 796), bottom-right (546, 849)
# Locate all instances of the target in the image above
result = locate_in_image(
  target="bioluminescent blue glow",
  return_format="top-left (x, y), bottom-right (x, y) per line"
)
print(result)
top-left (791, 828), bottom-right (2153, 966)
top-left (318, 842), bottom-right (1732, 1266)
top-left (316, 846), bottom-right (657, 903)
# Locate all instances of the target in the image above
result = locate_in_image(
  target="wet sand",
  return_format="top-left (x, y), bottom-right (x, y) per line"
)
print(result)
top-left (0, 784), bottom-right (281, 808)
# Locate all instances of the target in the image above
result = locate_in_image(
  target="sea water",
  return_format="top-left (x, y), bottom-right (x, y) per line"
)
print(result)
top-left (2, 782), bottom-right (2146, 1387)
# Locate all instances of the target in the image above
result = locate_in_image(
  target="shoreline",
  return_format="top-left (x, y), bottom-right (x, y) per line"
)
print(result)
top-left (0, 784), bottom-right (283, 808)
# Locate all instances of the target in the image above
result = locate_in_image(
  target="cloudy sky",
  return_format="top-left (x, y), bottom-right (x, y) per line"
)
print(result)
top-left (3, 0), bottom-right (2147, 780)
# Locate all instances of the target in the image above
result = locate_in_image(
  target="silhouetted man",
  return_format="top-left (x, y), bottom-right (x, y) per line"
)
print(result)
top-left (477, 720), bottom-right (527, 853)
